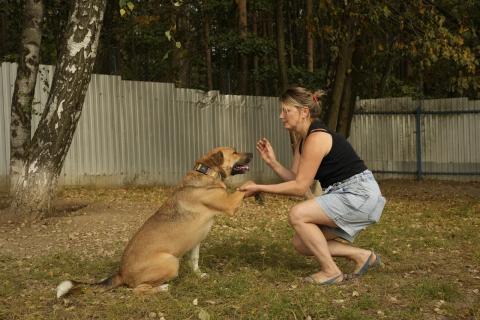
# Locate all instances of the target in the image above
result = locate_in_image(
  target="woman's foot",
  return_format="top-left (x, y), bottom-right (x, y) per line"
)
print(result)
top-left (303, 272), bottom-right (344, 285)
top-left (353, 250), bottom-right (381, 276)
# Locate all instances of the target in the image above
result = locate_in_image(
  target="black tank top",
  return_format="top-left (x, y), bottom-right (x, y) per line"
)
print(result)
top-left (299, 120), bottom-right (367, 188)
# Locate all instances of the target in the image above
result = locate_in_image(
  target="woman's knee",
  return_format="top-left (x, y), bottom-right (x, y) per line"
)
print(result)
top-left (288, 205), bottom-right (305, 227)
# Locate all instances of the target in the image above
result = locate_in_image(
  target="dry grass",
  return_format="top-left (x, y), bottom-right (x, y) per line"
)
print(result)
top-left (0, 180), bottom-right (479, 320)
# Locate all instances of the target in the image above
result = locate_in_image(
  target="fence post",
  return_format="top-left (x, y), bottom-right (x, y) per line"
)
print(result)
top-left (415, 105), bottom-right (423, 180)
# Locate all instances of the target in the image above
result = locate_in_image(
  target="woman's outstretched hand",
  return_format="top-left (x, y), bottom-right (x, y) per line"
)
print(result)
top-left (238, 180), bottom-right (260, 198)
top-left (256, 138), bottom-right (276, 166)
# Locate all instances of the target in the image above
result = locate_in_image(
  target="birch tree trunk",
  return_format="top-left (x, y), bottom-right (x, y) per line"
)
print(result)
top-left (9, 0), bottom-right (44, 195)
top-left (11, 0), bottom-right (106, 218)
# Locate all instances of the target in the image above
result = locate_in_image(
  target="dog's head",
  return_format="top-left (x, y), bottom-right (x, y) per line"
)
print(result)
top-left (196, 147), bottom-right (252, 179)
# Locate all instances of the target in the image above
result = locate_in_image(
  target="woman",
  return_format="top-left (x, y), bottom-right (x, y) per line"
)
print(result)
top-left (239, 87), bottom-right (386, 284)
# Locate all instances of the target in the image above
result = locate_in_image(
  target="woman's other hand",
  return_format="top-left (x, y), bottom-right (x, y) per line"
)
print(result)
top-left (256, 138), bottom-right (276, 166)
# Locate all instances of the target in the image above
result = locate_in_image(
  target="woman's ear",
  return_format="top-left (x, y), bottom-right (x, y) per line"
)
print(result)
top-left (300, 107), bottom-right (310, 119)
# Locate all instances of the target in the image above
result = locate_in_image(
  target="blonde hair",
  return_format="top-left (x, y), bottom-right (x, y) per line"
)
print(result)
top-left (280, 87), bottom-right (326, 119)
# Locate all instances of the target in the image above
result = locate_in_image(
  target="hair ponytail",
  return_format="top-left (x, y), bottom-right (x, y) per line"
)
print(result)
top-left (280, 87), bottom-right (326, 119)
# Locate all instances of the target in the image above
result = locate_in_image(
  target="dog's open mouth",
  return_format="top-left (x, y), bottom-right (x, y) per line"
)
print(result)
top-left (231, 152), bottom-right (253, 175)
top-left (231, 164), bottom-right (250, 175)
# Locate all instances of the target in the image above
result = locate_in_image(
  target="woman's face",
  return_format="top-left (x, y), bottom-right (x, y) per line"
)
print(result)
top-left (279, 103), bottom-right (307, 130)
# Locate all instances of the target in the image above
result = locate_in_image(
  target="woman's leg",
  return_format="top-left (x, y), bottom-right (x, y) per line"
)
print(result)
top-left (292, 233), bottom-right (377, 274)
top-left (289, 199), bottom-right (377, 278)
top-left (288, 199), bottom-right (343, 282)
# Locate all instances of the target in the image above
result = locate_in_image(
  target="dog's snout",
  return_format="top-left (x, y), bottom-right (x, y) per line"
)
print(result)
top-left (245, 152), bottom-right (253, 162)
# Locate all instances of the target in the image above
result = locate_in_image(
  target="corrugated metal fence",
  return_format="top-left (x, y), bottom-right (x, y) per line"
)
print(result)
top-left (349, 97), bottom-right (480, 180)
top-left (0, 62), bottom-right (479, 188)
top-left (0, 62), bottom-right (291, 187)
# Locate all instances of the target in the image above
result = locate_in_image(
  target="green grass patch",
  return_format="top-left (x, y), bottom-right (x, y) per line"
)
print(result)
top-left (1, 181), bottom-right (479, 319)
top-left (413, 279), bottom-right (461, 302)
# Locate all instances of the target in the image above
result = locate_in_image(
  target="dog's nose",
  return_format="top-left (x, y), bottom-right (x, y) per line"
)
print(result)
top-left (246, 153), bottom-right (253, 160)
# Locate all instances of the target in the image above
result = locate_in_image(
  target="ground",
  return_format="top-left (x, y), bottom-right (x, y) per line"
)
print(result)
top-left (0, 179), bottom-right (479, 320)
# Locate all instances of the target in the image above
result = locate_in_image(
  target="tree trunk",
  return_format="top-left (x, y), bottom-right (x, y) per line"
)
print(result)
top-left (325, 30), bottom-right (355, 131)
top-left (202, 12), bottom-right (213, 91)
top-left (173, 10), bottom-right (192, 88)
top-left (263, 13), bottom-right (275, 95)
top-left (11, 0), bottom-right (106, 217)
top-left (9, 0), bottom-right (44, 195)
top-left (252, 11), bottom-right (261, 96)
top-left (306, 0), bottom-right (314, 72)
top-left (276, 0), bottom-right (288, 93)
top-left (94, 0), bottom-right (116, 74)
top-left (378, 54), bottom-right (394, 97)
top-left (171, 6), bottom-right (193, 88)
top-left (0, 5), bottom-right (7, 59)
top-left (336, 72), bottom-right (354, 138)
top-left (236, 0), bottom-right (248, 95)
top-left (337, 46), bottom-right (361, 138)
top-left (274, 0), bottom-right (292, 147)
top-left (287, 1), bottom-right (294, 67)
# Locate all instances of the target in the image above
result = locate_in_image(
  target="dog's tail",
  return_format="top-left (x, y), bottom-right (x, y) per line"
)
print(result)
top-left (56, 273), bottom-right (123, 298)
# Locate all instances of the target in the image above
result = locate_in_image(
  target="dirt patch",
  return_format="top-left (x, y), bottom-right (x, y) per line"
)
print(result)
top-left (0, 187), bottom-right (173, 260)
top-left (0, 180), bottom-right (477, 261)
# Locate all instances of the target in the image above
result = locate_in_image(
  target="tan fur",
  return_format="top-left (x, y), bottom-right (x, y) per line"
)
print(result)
top-left (57, 147), bottom-right (252, 296)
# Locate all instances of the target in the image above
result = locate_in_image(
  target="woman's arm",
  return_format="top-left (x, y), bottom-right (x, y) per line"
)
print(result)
top-left (241, 132), bottom-right (332, 197)
top-left (268, 142), bottom-right (301, 181)
top-left (257, 137), bottom-right (298, 181)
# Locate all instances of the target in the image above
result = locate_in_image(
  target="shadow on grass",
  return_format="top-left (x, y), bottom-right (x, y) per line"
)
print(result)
top-left (202, 234), bottom-right (314, 273)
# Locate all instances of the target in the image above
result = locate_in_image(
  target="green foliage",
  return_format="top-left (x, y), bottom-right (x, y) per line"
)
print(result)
top-left (3, 0), bottom-right (478, 98)
top-left (0, 1), bottom-right (26, 62)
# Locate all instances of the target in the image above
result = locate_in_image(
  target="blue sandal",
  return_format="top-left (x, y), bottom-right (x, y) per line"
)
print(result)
top-left (303, 273), bottom-right (344, 285)
top-left (354, 251), bottom-right (381, 276)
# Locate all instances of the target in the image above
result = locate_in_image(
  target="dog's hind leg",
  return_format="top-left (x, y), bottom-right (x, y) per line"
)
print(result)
top-left (130, 253), bottom-right (179, 295)
top-left (189, 244), bottom-right (207, 278)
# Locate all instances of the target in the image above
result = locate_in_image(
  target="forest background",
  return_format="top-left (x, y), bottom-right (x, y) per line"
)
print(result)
top-left (2, 0), bottom-right (479, 102)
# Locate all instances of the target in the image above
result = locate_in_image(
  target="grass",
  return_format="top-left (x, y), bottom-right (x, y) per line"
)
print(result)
top-left (0, 180), bottom-right (479, 319)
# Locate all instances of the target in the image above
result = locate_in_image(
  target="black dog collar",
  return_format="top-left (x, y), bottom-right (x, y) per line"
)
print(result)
top-left (194, 163), bottom-right (220, 179)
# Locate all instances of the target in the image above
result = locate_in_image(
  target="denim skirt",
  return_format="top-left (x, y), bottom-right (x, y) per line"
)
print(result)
top-left (314, 170), bottom-right (386, 242)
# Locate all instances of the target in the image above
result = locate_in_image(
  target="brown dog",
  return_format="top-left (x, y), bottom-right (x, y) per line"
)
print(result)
top-left (57, 147), bottom-right (252, 297)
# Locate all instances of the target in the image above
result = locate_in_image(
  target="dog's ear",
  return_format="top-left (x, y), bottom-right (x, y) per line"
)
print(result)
top-left (206, 151), bottom-right (226, 178)
top-left (198, 151), bottom-right (226, 178)
top-left (210, 151), bottom-right (224, 166)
